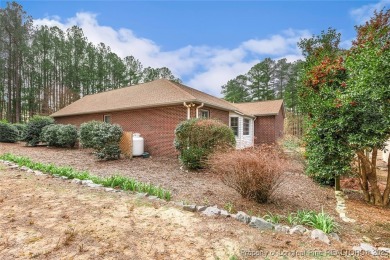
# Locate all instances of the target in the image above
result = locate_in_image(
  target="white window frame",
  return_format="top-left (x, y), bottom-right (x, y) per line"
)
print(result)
top-left (243, 118), bottom-right (250, 136)
top-left (199, 109), bottom-right (210, 119)
top-left (103, 115), bottom-right (111, 123)
top-left (230, 117), bottom-right (239, 136)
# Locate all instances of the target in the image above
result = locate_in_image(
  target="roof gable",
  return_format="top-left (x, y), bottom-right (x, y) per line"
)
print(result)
top-left (232, 100), bottom-right (284, 117)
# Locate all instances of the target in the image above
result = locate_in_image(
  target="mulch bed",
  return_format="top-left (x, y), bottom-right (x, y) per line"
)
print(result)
top-left (0, 142), bottom-right (336, 218)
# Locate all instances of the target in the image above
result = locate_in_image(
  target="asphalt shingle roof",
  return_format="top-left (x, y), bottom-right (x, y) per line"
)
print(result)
top-left (51, 79), bottom-right (284, 118)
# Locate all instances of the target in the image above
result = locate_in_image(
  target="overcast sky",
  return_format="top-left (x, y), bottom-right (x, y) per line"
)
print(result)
top-left (11, 0), bottom-right (390, 96)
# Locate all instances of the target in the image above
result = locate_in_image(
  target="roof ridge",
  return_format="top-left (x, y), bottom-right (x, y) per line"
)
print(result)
top-left (235, 99), bottom-right (283, 104)
top-left (164, 80), bottom-right (197, 100)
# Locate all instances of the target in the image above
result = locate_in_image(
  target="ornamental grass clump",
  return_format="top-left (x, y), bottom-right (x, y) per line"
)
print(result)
top-left (208, 144), bottom-right (285, 203)
top-left (174, 118), bottom-right (235, 169)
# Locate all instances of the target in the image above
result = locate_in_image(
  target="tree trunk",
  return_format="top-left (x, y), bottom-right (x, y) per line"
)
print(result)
top-left (383, 152), bottom-right (390, 206)
top-left (357, 150), bottom-right (383, 206)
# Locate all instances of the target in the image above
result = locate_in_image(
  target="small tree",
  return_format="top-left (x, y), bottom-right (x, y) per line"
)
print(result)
top-left (174, 118), bottom-right (236, 169)
top-left (23, 116), bottom-right (55, 146)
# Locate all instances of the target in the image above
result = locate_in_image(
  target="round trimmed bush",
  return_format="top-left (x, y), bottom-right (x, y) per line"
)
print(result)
top-left (79, 121), bottom-right (102, 148)
top-left (41, 124), bottom-right (61, 147)
top-left (0, 122), bottom-right (18, 143)
top-left (57, 124), bottom-right (78, 148)
top-left (80, 121), bottom-right (123, 160)
top-left (174, 118), bottom-right (236, 169)
top-left (13, 123), bottom-right (26, 141)
top-left (41, 124), bottom-right (78, 148)
top-left (24, 116), bottom-right (54, 146)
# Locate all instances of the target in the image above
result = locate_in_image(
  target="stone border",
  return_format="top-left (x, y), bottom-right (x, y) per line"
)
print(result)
top-left (335, 191), bottom-right (356, 223)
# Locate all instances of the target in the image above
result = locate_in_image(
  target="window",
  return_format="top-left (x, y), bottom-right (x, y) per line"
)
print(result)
top-left (103, 115), bottom-right (111, 123)
top-left (230, 117), bottom-right (239, 136)
top-left (200, 109), bottom-right (209, 119)
top-left (243, 118), bottom-right (250, 135)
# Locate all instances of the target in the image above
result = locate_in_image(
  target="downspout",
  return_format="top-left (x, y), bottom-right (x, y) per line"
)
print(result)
top-left (252, 116), bottom-right (257, 146)
top-left (195, 103), bottom-right (204, 118)
top-left (183, 102), bottom-right (191, 119)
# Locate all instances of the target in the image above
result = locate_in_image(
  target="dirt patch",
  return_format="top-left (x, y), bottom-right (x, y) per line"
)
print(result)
top-left (0, 168), bottom-right (350, 259)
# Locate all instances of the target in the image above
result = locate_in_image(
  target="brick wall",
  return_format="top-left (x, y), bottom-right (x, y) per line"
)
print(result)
top-left (54, 105), bottom-right (187, 157)
top-left (254, 115), bottom-right (276, 144)
top-left (253, 107), bottom-right (285, 144)
top-left (54, 104), bottom-right (233, 157)
top-left (188, 105), bottom-right (229, 124)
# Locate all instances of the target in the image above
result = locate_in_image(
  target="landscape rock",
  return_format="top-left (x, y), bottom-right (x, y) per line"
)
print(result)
top-left (360, 243), bottom-right (378, 255)
top-left (183, 204), bottom-right (197, 212)
top-left (328, 232), bottom-right (340, 242)
top-left (71, 178), bottom-right (81, 184)
top-left (235, 211), bottom-right (251, 224)
top-left (81, 180), bottom-right (94, 185)
top-left (289, 225), bottom-right (308, 235)
top-left (27, 169), bottom-right (34, 173)
top-left (248, 217), bottom-right (274, 230)
top-left (20, 166), bottom-right (29, 171)
top-left (148, 196), bottom-right (158, 200)
top-left (60, 176), bottom-right (68, 180)
top-left (220, 209), bottom-right (231, 217)
top-left (310, 229), bottom-right (330, 245)
top-left (105, 188), bottom-right (115, 192)
top-left (86, 183), bottom-right (102, 188)
top-left (136, 192), bottom-right (148, 198)
top-left (196, 205), bottom-right (207, 212)
top-left (202, 206), bottom-right (221, 216)
top-left (8, 165), bottom-right (19, 169)
top-left (53, 174), bottom-right (60, 178)
top-left (275, 225), bottom-right (290, 233)
top-left (34, 171), bottom-right (44, 176)
top-left (174, 201), bottom-right (184, 207)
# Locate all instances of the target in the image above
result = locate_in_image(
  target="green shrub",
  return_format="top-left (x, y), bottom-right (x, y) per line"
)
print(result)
top-left (80, 121), bottom-right (123, 160)
top-left (79, 120), bottom-right (101, 148)
top-left (174, 118), bottom-right (235, 169)
top-left (13, 123), bottom-right (26, 141)
top-left (24, 116), bottom-right (54, 146)
top-left (41, 124), bottom-right (78, 148)
top-left (41, 124), bottom-right (61, 146)
top-left (57, 124), bottom-right (78, 148)
top-left (0, 122), bottom-right (18, 143)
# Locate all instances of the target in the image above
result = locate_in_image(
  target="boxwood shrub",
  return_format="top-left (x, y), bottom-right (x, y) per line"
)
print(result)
top-left (41, 124), bottom-right (78, 148)
top-left (79, 120), bottom-right (101, 148)
top-left (13, 123), bottom-right (26, 141)
top-left (79, 120), bottom-right (123, 160)
top-left (0, 122), bottom-right (18, 143)
top-left (24, 116), bottom-right (55, 146)
top-left (174, 118), bottom-right (236, 169)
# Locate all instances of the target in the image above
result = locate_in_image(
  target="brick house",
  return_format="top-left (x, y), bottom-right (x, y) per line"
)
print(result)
top-left (51, 79), bottom-right (284, 156)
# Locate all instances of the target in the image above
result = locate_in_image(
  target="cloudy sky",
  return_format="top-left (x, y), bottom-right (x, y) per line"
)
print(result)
top-left (11, 0), bottom-right (390, 96)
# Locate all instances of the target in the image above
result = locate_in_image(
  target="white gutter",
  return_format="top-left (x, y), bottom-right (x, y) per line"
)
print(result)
top-left (183, 102), bottom-right (192, 119)
top-left (195, 103), bottom-right (204, 118)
